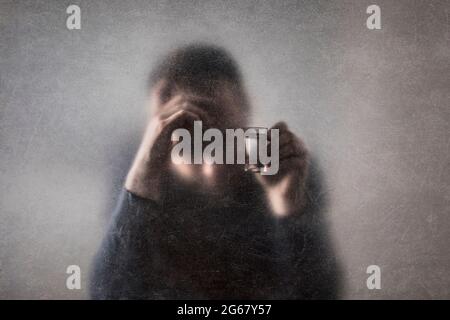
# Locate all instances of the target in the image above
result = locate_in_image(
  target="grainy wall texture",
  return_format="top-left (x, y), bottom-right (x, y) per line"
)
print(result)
top-left (0, 0), bottom-right (449, 299)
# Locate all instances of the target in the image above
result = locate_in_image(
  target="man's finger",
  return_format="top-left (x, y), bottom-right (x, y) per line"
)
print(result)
top-left (271, 121), bottom-right (289, 131)
top-left (277, 131), bottom-right (294, 147)
top-left (158, 96), bottom-right (212, 125)
top-left (161, 109), bottom-right (200, 134)
top-left (279, 142), bottom-right (302, 159)
top-left (268, 121), bottom-right (288, 141)
top-left (152, 109), bottom-right (200, 158)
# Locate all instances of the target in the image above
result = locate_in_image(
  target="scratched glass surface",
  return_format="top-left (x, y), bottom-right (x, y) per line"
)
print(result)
top-left (0, 0), bottom-right (449, 299)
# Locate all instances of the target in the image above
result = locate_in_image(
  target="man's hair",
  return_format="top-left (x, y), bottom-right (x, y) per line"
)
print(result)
top-left (148, 43), bottom-right (244, 94)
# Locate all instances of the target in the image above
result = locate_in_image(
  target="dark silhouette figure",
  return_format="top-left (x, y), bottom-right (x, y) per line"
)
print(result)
top-left (90, 44), bottom-right (341, 299)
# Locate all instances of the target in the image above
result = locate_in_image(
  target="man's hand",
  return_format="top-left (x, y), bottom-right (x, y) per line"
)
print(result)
top-left (125, 96), bottom-right (207, 201)
top-left (256, 121), bottom-right (309, 217)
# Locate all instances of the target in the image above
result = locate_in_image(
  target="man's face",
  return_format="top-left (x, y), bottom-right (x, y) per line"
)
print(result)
top-left (148, 79), bottom-right (250, 194)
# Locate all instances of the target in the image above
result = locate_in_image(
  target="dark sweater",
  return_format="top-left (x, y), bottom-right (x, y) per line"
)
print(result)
top-left (90, 166), bottom-right (340, 299)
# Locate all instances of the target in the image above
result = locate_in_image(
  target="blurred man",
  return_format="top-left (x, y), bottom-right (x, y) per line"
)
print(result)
top-left (90, 44), bottom-right (340, 299)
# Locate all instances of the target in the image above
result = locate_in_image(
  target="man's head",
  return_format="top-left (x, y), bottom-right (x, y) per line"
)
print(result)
top-left (143, 44), bottom-right (252, 197)
top-left (148, 43), bottom-right (250, 129)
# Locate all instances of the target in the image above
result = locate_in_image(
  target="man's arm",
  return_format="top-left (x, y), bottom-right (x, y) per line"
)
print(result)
top-left (282, 161), bottom-right (341, 299)
top-left (89, 190), bottom-right (162, 299)
top-left (91, 94), bottom-right (213, 299)
top-left (256, 121), bottom-right (309, 217)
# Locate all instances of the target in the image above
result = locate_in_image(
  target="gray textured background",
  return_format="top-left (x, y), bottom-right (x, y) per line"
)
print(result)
top-left (0, 0), bottom-right (449, 299)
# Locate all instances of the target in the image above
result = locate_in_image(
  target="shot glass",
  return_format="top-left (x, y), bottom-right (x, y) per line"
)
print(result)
top-left (244, 127), bottom-right (268, 173)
